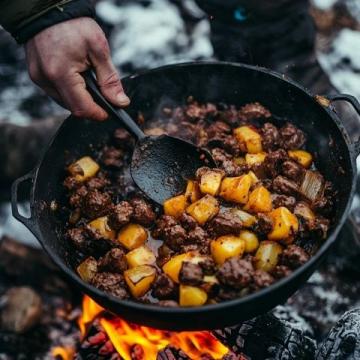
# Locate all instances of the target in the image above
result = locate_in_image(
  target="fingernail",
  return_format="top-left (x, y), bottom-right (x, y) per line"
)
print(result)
top-left (117, 93), bottom-right (130, 106)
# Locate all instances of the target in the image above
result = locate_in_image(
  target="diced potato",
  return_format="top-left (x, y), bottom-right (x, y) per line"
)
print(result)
top-left (179, 285), bottom-right (208, 307)
top-left (199, 169), bottom-right (224, 196)
top-left (211, 236), bottom-right (245, 265)
top-left (248, 171), bottom-right (259, 185)
top-left (288, 150), bottom-right (313, 168)
top-left (245, 153), bottom-right (267, 166)
top-left (268, 207), bottom-right (299, 243)
top-left (244, 186), bottom-right (272, 213)
top-left (186, 194), bottom-right (219, 225)
top-left (88, 216), bottom-right (116, 240)
top-left (117, 223), bottom-right (148, 250)
top-left (234, 157), bottom-right (246, 166)
top-left (77, 257), bottom-right (98, 283)
top-left (239, 230), bottom-right (259, 253)
top-left (294, 202), bottom-right (315, 221)
top-left (229, 208), bottom-right (257, 227)
top-left (126, 246), bottom-right (156, 268)
top-left (164, 195), bottom-right (187, 218)
top-left (234, 126), bottom-right (262, 154)
top-left (254, 241), bottom-right (283, 272)
top-left (124, 265), bottom-right (156, 298)
top-left (219, 174), bottom-right (252, 204)
top-left (68, 156), bottom-right (99, 182)
top-left (185, 180), bottom-right (201, 203)
top-left (162, 253), bottom-right (189, 283)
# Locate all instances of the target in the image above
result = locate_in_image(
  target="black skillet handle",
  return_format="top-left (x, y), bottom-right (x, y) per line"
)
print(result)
top-left (11, 169), bottom-right (40, 238)
top-left (327, 94), bottom-right (360, 157)
top-left (82, 70), bottom-right (145, 140)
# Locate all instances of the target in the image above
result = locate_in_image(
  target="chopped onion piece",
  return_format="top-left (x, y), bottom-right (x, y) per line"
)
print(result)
top-left (300, 171), bottom-right (324, 202)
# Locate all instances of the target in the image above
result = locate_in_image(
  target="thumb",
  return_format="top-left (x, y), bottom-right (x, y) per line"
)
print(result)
top-left (92, 58), bottom-right (130, 108)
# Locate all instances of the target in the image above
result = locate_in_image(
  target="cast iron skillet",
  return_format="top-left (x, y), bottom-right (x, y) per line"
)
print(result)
top-left (11, 62), bottom-right (360, 330)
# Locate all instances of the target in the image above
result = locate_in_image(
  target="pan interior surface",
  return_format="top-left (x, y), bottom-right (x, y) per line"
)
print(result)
top-left (31, 63), bottom-right (355, 329)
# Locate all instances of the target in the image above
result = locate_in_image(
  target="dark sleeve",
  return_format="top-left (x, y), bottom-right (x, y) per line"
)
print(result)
top-left (0, 0), bottom-right (95, 44)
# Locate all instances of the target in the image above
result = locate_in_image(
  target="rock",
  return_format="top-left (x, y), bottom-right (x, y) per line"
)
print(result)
top-left (316, 308), bottom-right (360, 360)
top-left (0, 287), bottom-right (43, 333)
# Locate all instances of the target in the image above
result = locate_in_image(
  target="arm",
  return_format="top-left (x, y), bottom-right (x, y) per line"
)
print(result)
top-left (0, 0), bottom-right (129, 121)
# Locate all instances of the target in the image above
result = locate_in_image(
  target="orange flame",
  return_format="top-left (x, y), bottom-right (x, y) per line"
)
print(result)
top-left (51, 346), bottom-right (75, 360)
top-left (79, 296), bottom-right (229, 359)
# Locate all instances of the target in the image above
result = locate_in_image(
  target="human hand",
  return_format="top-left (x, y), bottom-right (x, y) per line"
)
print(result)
top-left (25, 17), bottom-right (129, 121)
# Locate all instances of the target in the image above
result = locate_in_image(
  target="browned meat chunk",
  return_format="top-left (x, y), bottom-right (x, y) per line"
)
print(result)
top-left (280, 123), bottom-right (306, 150)
top-left (63, 176), bottom-right (79, 190)
top-left (91, 272), bottom-right (129, 299)
top-left (82, 190), bottom-right (112, 219)
top-left (252, 269), bottom-right (275, 290)
top-left (108, 201), bottom-right (133, 230)
top-left (312, 197), bottom-right (333, 216)
top-left (69, 185), bottom-right (88, 208)
top-left (218, 258), bottom-right (254, 289)
top-left (98, 248), bottom-right (128, 273)
top-left (66, 228), bottom-right (87, 250)
top-left (130, 198), bottom-right (156, 227)
top-left (179, 262), bottom-right (204, 286)
top-left (263, 149), bottom-right (288, 178)
top-left (164, 225), bottom-right (187, 251)
top-left (254, 213), bottom-right (273, 236)
top-left (271, 265), bottom-right (292, 279)
top-left (271, 193), bottom-right (296, 211)
top-left (280, 245), bottom-right (309, 269)
top-left (113, 128), bottom-right (134, 149)
top-left (199, 258), bottom-right (217, 275)
top-left (211, 148), bottom-right (232, 164)
top-left (281, 160), bottom-right (305, 183)
top-left (101, 146), bottom-right (124, 169)
top-left (179, 213), bottom-right (197, 231)
top-left (86, 175), bottom-right (110, 190)
top-left (261, 123), bottom-right (281, 151)
top-left (187, 226), bottom-right (210, 251)
top-left (206, 121), bottom-right (231, 138)
top-left (152, 274), bottom-right (177, 299)
top-left (207, 211), bottom-right (243, 237)
top-left (152, 215), bottom-right (178, 239)
top-left (238, 102), bottom-right (271, 121)
top-left (272, 176), bottom-right (300, 197)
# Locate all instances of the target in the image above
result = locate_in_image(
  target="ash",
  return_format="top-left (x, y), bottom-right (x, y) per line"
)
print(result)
top-left (1, 0), bottom-right (360, 358)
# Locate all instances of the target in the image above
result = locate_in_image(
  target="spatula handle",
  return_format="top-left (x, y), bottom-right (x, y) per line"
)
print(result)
top-left (83, 70), bottom-right (145, 140)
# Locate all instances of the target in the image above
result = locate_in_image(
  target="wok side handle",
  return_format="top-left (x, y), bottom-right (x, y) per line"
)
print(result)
top-left (327, 94), bottom-right (360, 157)
top-left (11, 170), bottom-right (40, 237)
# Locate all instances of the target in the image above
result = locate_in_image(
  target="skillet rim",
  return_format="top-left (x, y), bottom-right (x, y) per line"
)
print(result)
top-left (28, 61), bottom-right (357, 318)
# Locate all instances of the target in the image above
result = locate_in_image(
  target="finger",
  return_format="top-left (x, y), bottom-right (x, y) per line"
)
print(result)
top-left (42, 86), bottom-right (66, 108)
top-left (55, 73), bottom-right (108, 121)
top-left (89, 38), bottom-right (130, 107)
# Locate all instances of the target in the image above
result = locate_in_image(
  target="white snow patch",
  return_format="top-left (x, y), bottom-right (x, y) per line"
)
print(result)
top-left (312, 0), bottom-right (338, 10)
top-left (318, 29), bottom-right (360, 99)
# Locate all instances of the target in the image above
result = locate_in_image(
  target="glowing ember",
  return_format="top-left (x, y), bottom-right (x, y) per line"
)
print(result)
top-left (78, 296), bottom-right (229, 359)
top-left (52, 346), bottom-right (75, 360)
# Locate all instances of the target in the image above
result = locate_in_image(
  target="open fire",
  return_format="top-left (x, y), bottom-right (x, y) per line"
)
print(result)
top-left (54, 296), bottom-right (231, 359)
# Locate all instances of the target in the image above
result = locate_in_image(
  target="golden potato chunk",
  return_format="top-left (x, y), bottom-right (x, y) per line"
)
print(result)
top-left (234, 126), bottom-right (262, 154)
top-left (126, 246), bottom-right (156, 268)
top-left (124, 265), bottom-right (156, 298)
top-left (77, 257), bottom-right (98, 283)
top-left (268, 207), bottom-right (299, 243)
top-left (229, 208), bottom-right (257, 227)
top-left (211, 236), bottom-right (245, 265)
top-left (184, 180), bottom-right (201, 203)
top-left (294, 202), bottom-right (315, 221)
top-left (245, 152), bottom-right (267, 166)
top-left (163, 195), bottom-right (187, 219)
top-left (239, 230), bottom-right (259, 253)
top-left (254, 241), bottom-right (283, 272)
top-left (162, 253), bottom-right (189, 283)
top-left (244, 186), bottom-right (272, 213)
top-left (68, 156), bottom-right (99, 182)
top-left (219, 174), bottom-right (252, 204)
top-left (186, 194), bottom-right (219, 225)
top-left (179, 285), bottom-right (208, 307)
top-left (288, 150), bottom-right (313, 168)
top-left (248, 171), bottom-right (259, 185)
top-left (199, 169), bottom-right (225, 196)
top-left (117, 223), bottom-right (148, 250)
top-left (88, 216), bottom-right (116, 240)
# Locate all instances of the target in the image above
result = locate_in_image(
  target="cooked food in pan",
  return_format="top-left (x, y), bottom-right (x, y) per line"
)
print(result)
top-left (63, 99), bottom-right (335, 307)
